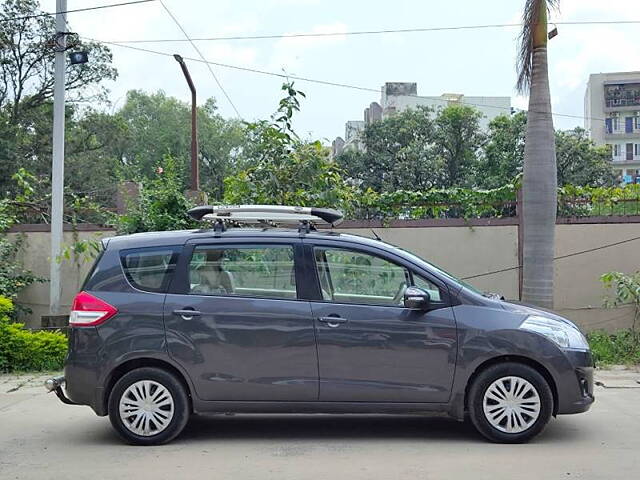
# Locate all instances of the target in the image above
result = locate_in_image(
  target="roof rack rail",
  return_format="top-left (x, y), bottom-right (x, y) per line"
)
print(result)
top-left (187, 205), bottom-right (344, 232)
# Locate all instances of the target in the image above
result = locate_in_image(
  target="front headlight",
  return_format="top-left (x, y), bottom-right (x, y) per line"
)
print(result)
top-left (519, 315), bottom-right (589, 351)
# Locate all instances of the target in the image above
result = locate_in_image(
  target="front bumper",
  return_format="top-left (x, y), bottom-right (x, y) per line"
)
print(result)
top-left (44, 376), bottom-right (80, 406)
top-left (555, 350), bottom-right (595, 415)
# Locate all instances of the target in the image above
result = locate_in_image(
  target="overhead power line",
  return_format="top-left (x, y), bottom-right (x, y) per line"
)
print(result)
top-left (158, 0), bottom-right (241, 118)
top-left (86, 38), bottom-right (606, 123)
top-left (461, 234), bottom-right (640, 281)
top-left (94, 19), bottom-right (640, 44)
top-left (0, 0), bottom-right (156, 23)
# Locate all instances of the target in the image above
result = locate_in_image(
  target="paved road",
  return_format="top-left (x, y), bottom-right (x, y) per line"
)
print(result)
top-left (1, 370), bottom-right (639, 480)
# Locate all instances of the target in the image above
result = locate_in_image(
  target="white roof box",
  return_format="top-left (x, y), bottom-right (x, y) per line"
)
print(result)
top-left (188, 205), bottom-right (344, 227)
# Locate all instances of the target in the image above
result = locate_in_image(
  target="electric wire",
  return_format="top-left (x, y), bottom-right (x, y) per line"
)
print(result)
top-left (461, 234), bottom-right (640, 280)
top-left (86, 38), bottom-right (607, 123)
top-left (158, 0), bottom-right (241, 118)
top-left (94, 19), bottom-right (640, 43)
top-left (0, 0), bottom-right (156, 23)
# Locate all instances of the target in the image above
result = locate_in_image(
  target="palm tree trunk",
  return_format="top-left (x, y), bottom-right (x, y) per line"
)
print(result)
top-left (522, 44), bottom-right (557, 309)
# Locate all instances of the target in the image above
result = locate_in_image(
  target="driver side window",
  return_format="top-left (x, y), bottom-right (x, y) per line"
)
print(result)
top-left (314, 248), bottom-right (410, 306)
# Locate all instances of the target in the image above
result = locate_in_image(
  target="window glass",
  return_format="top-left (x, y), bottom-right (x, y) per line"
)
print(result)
top-left (315, 248), bottom-right (410, 306)
top-left (121, 248), bottom-right (177, 292)
top-left (189, 245), bottom-right (297, 299)
top-left (413, 275), bottom-right (443, 302)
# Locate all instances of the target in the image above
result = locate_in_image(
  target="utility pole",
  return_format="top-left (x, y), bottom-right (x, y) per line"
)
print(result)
top-left (173, 54), bottom-right (199, 191)
top-left (50, 0), bottom-right (67, 315)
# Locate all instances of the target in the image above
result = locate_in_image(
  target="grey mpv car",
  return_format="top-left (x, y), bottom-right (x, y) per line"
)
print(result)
top-left (46, 205), bottom-right (594, 445)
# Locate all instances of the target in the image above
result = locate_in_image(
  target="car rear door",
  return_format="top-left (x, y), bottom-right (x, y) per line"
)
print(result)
top-left (304, 239), bottom-right (457, 403)
top-left (163, 237), bottom-right (319, 401)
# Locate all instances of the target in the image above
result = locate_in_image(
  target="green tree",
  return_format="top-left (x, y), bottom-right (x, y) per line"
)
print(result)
top-left (336, 106), bottom-right (443, 191)
top-left (517, 0), bottom-right (559, 308)
top-left (0, 0), bottom-right (117, 122)
top-left (480, 112), bottom-right (527, 188)
top-left (556, 128), bottom-right (614, 187)
top-left (0, 0), bottom-right (117, 197)
top-left (434, 104), bottom-right (485, 187)
top-left (116, 156), bottom-right (197, 234)
top-left (480, 114), bottom-right (613, 189)
top-left (112, 91), bottom-right (245, 199)
top-left (224, 83), bottom-right (355, 210)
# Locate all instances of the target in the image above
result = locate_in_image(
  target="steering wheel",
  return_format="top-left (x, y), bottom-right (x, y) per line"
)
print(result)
top-left (392, 282), bottom-right (407, 305)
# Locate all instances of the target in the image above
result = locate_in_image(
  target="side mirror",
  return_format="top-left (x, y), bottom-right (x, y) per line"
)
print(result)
top-left (404, 286), bottom-right (431, 310)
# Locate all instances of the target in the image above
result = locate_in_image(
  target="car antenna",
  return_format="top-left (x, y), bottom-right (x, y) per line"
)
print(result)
top-left (371, 229), bottom-right (382, 241)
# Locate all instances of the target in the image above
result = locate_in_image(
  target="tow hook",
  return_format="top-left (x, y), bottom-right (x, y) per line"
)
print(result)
top-left (44, 376), bottom-right (79, 405)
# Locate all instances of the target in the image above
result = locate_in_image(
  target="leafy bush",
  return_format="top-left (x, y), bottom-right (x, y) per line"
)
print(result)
top-left (115, 156), bottom-right (198, 234)
top-left (559, 183), bottom-right (640, 217)
top-left (587, 330), bottom-right (640, 366)
top-left (601, 271), bottom-right (640, 331)
top-left (224, 83), bottom-right (357, 213)
top-left (0, 175), bottom-right (45, 305)
top-left (0, 297), bottom-right (67, 372)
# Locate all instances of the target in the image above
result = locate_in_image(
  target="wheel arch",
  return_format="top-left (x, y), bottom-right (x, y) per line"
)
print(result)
top-left (463, 355), bottom-right (559, 416)
top-left (103, 357), bottom-right (194, 415)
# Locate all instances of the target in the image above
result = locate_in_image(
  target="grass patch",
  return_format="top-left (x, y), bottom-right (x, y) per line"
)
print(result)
top-left (587, 329), bottom-right (640, 367)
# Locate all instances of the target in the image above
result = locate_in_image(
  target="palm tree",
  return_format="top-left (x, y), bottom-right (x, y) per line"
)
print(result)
top-left (517, 0), bottom-right (558, 309)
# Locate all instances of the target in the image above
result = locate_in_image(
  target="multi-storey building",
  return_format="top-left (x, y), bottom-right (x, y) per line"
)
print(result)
top-left (585, 72), bottom-right (640, 183)
top-left (332, 82), bottom-right (511, 157)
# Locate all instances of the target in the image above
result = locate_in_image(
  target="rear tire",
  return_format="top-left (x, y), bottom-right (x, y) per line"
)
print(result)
top-left (468, 362), bottom-right (553, 443)
top-left (108, 367), bottom-right (190, 446)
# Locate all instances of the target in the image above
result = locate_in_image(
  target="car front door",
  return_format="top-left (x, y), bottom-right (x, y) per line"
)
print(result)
top-left (306, 241), bottom-right (457, 403)
top-left (164, 239), bottom-right (318, 401)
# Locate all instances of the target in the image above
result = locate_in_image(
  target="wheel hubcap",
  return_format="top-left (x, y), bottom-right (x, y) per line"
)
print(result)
top-left (119, 380), bottom-right (174, 437)
top-left (482, 376), bottom-right (541, 434)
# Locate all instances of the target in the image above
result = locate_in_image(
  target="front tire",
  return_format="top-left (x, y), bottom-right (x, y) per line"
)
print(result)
top-left (468, 362), bottom-right (553, 443)
top-left (108, 367), bottom-right (190, 445)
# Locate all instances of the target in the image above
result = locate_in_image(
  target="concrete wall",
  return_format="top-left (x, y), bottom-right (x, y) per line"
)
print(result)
top-left (8, 221), bottom-right (639, 332)
top-left (336, 221), bottom-right (640, 332)
top-left (8, 228), bottom-right (115, 327)
top-left (553, 222), bottom-right (640, 331)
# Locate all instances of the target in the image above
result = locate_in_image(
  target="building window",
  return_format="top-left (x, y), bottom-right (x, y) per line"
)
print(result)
top-left (635, 144), bottom-right (640, 156)
top-left (635, 116), bottom-right (640, 130)
top-left (613, 144), bottom-right (621, 157)
top-left (612, 117), bottom-right (620, 131)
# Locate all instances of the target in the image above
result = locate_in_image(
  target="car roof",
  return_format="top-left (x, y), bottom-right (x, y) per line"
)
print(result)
top-left (103, 227), bottom-right (383, 250)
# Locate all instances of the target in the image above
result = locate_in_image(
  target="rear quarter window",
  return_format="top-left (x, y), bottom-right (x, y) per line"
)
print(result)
top-left (120, 247), bottom-right (181, 293)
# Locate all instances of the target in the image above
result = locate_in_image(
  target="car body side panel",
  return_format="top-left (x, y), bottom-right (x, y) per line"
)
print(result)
top-left (164, 294), bottom-right (319, 401)
top-left (65, 247), bottom-right (181, 415)
top-left (310, 302), bottom-right (457, 403)
top-left (447, 304), bottom-right (594, 418)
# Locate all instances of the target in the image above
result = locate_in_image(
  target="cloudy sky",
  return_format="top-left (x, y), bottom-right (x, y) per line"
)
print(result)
top-left (42, 0), bottom-right (640, 141)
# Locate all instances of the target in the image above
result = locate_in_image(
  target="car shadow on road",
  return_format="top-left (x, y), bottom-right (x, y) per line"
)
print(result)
top-left (171, 414), bottom-right (582, 444)
top-left (81, 414), bottom-right (584, 446)
top-left (181, 414), bottom-right (477, 442)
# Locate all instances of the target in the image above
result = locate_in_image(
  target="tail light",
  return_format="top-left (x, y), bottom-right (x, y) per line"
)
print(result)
top-left (69, 291), bottom-right (117, 327)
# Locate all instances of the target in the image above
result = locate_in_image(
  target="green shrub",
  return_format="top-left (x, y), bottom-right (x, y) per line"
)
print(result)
top-left (587, 329), bottom-right (640, 366)
top-left (0, 296), bottom-right (67, 372)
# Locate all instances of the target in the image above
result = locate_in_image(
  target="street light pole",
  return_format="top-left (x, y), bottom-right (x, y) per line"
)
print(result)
top-left (173, 54), bottom-right (199, 191)
top-left (50, 0), bottom-right (67, 315)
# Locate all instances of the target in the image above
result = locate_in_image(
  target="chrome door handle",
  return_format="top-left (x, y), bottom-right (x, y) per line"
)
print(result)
top-left (173, 309), bottom-right (201, 320)
top-left (317, 316), bottom-right (348, 328)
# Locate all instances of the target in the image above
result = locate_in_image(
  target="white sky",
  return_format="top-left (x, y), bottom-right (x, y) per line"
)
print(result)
top-left (41, 0), bottom-right (640, 141)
